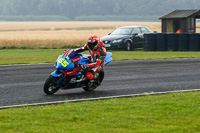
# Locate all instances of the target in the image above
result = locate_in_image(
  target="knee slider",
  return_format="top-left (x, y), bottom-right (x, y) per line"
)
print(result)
top-left (85, 70), bottom-right (95, 80)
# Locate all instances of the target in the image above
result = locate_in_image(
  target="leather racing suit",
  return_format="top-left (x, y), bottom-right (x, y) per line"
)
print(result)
top-left (74, 41), bottom-right (106, 79)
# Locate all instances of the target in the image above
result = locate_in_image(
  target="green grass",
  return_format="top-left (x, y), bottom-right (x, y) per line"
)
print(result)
top-left (1, 49), bottom-right (200, 65)
top-left (111, 50), bottom-right (200, 60)
top-left (0, 91), bottom-right (200, 133)
top-left (0, 49), bottom-right (65, 65)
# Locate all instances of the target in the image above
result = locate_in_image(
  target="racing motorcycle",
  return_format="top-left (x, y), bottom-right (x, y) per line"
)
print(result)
top-left (43, 49), bottom-right (112, 95)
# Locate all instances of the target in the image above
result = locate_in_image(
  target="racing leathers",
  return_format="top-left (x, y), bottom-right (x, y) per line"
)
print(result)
top-left (74, 41), bottom-right (106, 80)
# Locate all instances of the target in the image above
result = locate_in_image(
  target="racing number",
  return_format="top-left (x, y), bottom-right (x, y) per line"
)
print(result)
top-left (58, 58), bottom-right (69, 67)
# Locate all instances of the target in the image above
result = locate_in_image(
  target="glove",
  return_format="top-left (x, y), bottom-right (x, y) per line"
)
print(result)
top-left (79, 64), bottom-right (87, 73)
top-left (80, 64), bottom-right (86, 69)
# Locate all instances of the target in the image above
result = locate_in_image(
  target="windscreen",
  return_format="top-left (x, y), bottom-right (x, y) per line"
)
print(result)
top-left (110, 28), bottom-right (133, 35)
top-left (65, 49), bottom-right (78, 59)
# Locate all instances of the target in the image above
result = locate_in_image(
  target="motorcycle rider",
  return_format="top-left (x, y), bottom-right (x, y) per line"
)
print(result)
top-left (74, 35), bottom-right (106, 80)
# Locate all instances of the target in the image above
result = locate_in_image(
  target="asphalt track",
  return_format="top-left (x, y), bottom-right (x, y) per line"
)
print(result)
top-left (1, 58), bottom-right (200, 108)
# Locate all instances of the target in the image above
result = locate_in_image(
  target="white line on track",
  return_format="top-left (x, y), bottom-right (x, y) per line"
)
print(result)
top-left (1, 89), bottom-right (200, 110)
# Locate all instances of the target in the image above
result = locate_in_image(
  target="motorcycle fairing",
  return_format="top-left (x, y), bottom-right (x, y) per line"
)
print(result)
top-left (104, 52), bottom-right (112, 65)
top-left (51, 52), bottom-right (112, 77)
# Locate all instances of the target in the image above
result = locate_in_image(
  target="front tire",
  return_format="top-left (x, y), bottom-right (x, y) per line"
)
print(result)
top-left (125, 41), bottom-right (132, 51)
top-left (83, 70), bottom-right (104, 91)
top-left (43, 75), bottom-right (60, 95)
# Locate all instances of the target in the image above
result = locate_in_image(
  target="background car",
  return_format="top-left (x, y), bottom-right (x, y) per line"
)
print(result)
top-left (101, 26), bottom-right (153, 51)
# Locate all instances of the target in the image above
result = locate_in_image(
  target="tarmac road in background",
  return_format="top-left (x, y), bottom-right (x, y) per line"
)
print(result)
top-left (1, 58), bottom-right (200, 107)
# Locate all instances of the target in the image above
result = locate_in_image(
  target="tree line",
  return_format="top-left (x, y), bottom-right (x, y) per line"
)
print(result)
top-left (0, 0), bottom-right (200, 21)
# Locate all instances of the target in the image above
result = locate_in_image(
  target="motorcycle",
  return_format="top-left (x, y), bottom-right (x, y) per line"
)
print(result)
top-left (43, 49), bottom-right (112, 95)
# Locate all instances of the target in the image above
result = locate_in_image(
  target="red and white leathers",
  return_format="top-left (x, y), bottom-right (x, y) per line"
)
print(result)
top-left (74, 35), bottom-right (107, 80)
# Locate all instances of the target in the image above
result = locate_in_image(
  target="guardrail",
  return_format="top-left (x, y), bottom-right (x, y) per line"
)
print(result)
top-left (144, 33), bottom-right (200, 51)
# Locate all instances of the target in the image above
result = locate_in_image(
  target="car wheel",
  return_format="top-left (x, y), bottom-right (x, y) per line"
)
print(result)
top-left (125, 41), bottom-right (132, 51)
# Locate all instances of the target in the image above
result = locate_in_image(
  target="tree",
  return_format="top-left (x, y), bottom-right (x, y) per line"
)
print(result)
top-left (0, 0), bottom-right (199, 21)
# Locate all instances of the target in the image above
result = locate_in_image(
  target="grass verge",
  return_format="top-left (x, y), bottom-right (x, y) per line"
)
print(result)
top-left (1, 49), bottom-right (200, 65)
top-left (0, 91), bottom-right (200, 133)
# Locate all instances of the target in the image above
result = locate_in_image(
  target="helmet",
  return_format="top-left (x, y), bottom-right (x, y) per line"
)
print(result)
top-left (87, 35), bottom-right (100, 50)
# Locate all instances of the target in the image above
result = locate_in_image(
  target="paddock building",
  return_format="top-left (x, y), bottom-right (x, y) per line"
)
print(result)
top-left (160, 10), bottom-right (200, 33)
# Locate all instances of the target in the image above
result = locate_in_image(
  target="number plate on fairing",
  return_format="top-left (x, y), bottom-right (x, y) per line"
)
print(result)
top-left (58, 58), bottom-right (69, 67)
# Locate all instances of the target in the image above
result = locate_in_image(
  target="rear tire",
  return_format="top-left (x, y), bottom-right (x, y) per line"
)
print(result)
top-left (83, 70), bottom-right (104, 91)
top-left (43, 75), bottom-right (60, 95)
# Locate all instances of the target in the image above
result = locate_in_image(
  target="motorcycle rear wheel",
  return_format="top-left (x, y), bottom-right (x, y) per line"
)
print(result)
top-left (82, 70), bottom-right (104, 91)
top-left (43, 75), bottom-right (60, 95)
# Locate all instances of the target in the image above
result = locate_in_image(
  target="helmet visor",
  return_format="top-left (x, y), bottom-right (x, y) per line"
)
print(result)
top-left (87, 40), bottom-right (98, 50)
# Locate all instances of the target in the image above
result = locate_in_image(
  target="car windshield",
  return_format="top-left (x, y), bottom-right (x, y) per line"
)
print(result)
top-left (110, 28), bottom-right (133, 35)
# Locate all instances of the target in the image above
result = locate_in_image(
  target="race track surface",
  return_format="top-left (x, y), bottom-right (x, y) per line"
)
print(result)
top-left (1, 59), bottom-right (200, 107)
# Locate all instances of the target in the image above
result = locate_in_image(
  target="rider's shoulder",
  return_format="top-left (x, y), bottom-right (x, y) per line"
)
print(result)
top-left (99, 41), bottom-right (104, 46)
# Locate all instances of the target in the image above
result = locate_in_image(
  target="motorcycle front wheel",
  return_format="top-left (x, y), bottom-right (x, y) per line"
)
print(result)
top-left (82, 70), bottom-right (104, 91)
top-left (43, 75), bottom-right (60, 95)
